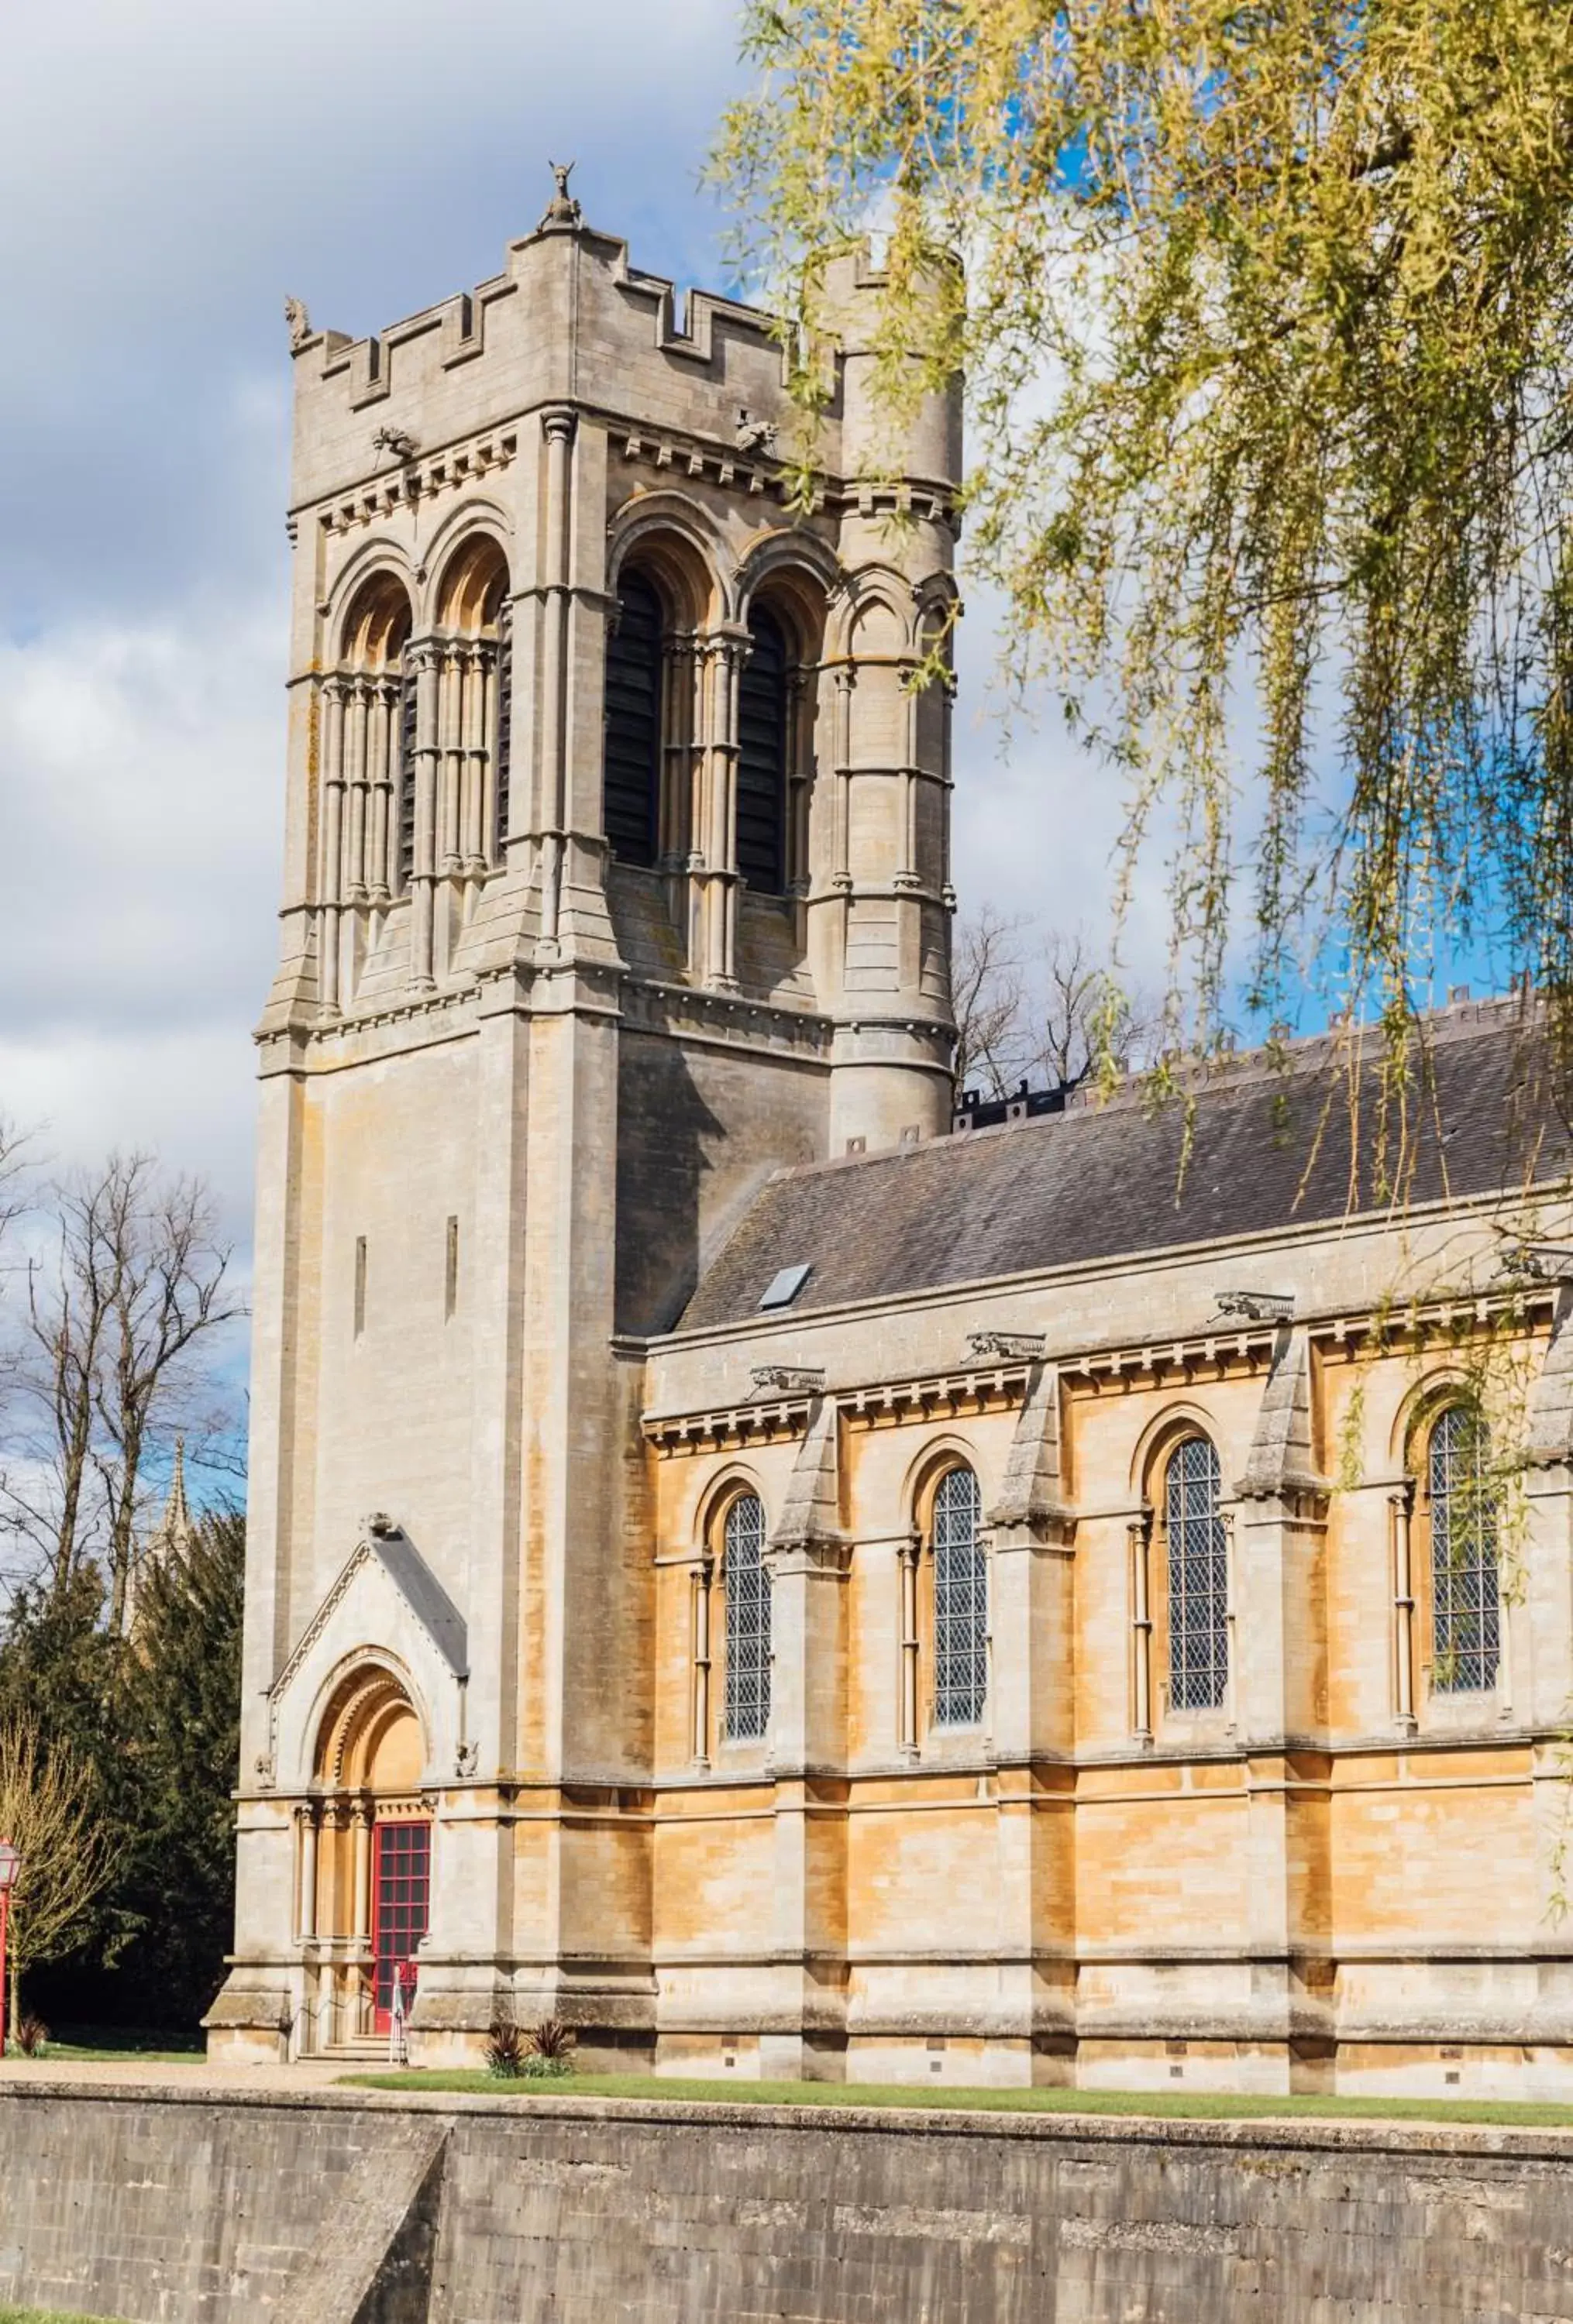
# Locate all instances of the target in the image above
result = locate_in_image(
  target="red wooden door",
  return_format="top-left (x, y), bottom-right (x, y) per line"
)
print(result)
top-left (370, 1819), bottom-right (430, 2033)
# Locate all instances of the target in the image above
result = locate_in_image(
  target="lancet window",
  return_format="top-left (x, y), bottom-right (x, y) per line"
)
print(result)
top-left (319, 573), bottom-right (413, 1014)
top-left (721, 1491), bottom-right (772, 1743)
top-left (430, 536), bottom-right (511, 882)
top-left (930, 1464), bottom-right (987, 1728)
top-left (1164, 1436), bottom-right (1230, 1713)
top-left (1427, 1403), bottom-right (1501, 1693)
top-left (603, 569), bottom-right (664, 867)
top-left (735, 605), bottom-right (790, 894)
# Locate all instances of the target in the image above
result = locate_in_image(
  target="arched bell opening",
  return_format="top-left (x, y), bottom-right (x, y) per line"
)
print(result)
top-left (432, 533), bottom-right (513, 868)
top-left (297, 1663), bottom-right (432, 2048)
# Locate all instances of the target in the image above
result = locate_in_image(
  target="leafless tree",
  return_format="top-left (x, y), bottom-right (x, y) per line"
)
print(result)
top-left (2, 1155), bottom-right (242, 1629)
top-left (0, 1714), bottom-right (118, 2033)
top-left (953, 913), bottom-right (1158, 1099)
top-left (0, 1120), bottom-right (34, 1411)
top-left (952, 904), bottom-right (1030, 1098)
top-left (1027, 926), bottom-right (1159, 1088)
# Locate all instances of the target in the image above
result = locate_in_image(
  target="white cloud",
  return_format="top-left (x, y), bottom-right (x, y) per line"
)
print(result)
top-left (0, 588), bottom-right (281, 1234)
top-left (0, 0), bottom-right (1144, 1298)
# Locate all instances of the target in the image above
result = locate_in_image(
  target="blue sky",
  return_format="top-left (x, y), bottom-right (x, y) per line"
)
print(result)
top-left (0, 0), bottom-right (1139, 1257)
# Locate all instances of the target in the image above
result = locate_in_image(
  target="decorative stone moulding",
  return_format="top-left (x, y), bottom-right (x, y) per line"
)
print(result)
top-left (315, 428), bottom-right (518, 537)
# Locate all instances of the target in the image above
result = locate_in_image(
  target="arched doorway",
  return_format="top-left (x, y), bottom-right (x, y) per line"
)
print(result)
top-left (300, 1665), bottom-right (432, 2049)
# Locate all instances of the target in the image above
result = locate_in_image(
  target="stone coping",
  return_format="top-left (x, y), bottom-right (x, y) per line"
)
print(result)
top-left (9, 2074), bottom-right (1573, 2163)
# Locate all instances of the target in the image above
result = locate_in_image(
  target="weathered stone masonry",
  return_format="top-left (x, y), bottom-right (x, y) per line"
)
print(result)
top-left (9, 2083), bottom-right (1573, 2324)
top-left (212, 180), bottom-right (1573, 2099)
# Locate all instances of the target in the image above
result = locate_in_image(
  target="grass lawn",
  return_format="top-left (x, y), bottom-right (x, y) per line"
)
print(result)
top-left (0, 2309), bottom-right (125, 2323)
top-left (5, 2026), bottom-right (204, 2066)
top-left (344, 2069), bottom-right (1573, 2130)
top-left (27, 2047), bottom-right (205, 2065)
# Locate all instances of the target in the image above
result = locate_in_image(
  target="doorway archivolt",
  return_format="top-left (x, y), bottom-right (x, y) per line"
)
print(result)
top-left (297, 1660), bottom-right (432, 2048)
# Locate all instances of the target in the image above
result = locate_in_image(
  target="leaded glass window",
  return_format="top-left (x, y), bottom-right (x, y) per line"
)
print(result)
top-left (932, 1465), bottom-right (987, 1728)
top-left (1165, 1437), bottom-right (1229, 1713)
top-left (1429, 1404), bottom-right (1501, 1693)
top-left (723, 1493), bottom-right (771, 1742)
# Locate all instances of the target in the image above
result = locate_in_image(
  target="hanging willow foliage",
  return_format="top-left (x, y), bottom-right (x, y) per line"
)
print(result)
top-left (714, 0), bottom-right (1573, 1091)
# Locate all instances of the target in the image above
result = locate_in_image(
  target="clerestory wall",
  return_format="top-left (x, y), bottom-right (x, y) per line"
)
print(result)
top-left (5, 2081), bottom-right (1573, 2323)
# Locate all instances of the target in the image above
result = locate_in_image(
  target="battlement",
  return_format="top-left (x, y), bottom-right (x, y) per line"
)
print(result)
top-left (284, 199), bottom-right (961, 520)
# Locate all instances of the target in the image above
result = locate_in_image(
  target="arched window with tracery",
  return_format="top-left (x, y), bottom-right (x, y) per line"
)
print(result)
top-left (721, 1490), bottom-right (772, 1742)
top-left (1165, 1436), bottom-right (1229, 1712)
top-left (320, 573), bottom-right (413, 1015)
top-left (603, 569), bottom-right (664, 867)
top-left (430, 535), bottom-right (511, 882)
top-left (736, 605), bottom-right (790, 893)
top-left (931, 1464), bottom-right (987, 1728)
top-left (1427, 1403), bottom-right (1501, 1693)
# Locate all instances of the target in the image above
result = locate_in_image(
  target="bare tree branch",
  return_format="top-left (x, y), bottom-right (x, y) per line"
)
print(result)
top-left (0, 1714), bottom-right (118, 2030)
top-left (1, 1155), bottom-right (243, 1628)
top-left (952, 905), bottom-right (1030, 1098)
top-left (953, 912), bottom-right (1159, 1098)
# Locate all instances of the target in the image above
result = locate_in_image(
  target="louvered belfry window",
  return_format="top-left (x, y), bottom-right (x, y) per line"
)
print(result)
top-left (723, 1493), bottom-right (772, 1742)
top-left (932, 1465), bottom-right (987, 1727)
top-left (397, 652), bottom-right (418, 890)
top-left (736, 607), bottom-right (789, 893)
top-left (1165, 1437), bottom-right (1229, 1712)
top-left (602, 571), bottom-right (663, 867)
top-left (1429, 1404), bottom-right (1501, 1693)
top-left (494, 595), bottom-right (512, 860)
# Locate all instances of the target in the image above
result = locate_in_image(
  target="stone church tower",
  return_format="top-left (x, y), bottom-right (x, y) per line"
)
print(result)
top-left (209, 180), bottom-right (961, 2057)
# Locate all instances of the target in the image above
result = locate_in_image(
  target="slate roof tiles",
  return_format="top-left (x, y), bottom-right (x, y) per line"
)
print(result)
top-left (676, 1005), bottom-right (1573, 1333)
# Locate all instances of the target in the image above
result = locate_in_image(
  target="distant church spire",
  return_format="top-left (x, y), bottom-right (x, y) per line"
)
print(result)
top-left (126, 1437), bottom-right (194, 1635)
top-left (157, 1435), bottom-right (194, 1559)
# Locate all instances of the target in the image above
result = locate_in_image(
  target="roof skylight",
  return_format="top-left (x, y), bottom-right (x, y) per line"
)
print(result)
top-left (759, 1262), bottom-right (812, 1311)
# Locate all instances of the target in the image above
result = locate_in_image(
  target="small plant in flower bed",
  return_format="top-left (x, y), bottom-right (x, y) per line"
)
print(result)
top-left (484, 2018), bottom-right (526, 2078)
top-left (12, 2015), bottom-right (49, 2058)
top-left (520, 2017), bottom-right (576, 2079)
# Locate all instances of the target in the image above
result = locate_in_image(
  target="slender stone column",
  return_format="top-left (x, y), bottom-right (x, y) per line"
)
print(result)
top-left (439, 647), bottom-right (464, 875)
top-left (537, 406), bottom-right (577, 951)
top-left (898, 1538), bottom-right (920, 1756)
top-left (692, 1556), bottom-right (714, 1766)
top-left (346, 677), bottom-right (370, 904)
top-left (318, 676), bottom-right (346, 1018)
top-left (297, 1807), bottom-right (319, 1942)
top-left (353, 1807), bottom-right (373, 1944)
top-left (472, 644), bottom-right (495, 876)
top-left (1390, 1484), bottom-right (1417, 1731)
top-left (1129, 1514), bottom-right (1154, 1742)
top-left (694, 631), bottom-right (744, 990)
top-left (369, 679), bottom-right (395, 905)
top-left (410, 641), bottom-right (439, 988)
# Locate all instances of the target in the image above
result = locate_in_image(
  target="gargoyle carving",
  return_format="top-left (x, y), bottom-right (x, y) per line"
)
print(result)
top-left (736, 407), bottom-right (778, 456)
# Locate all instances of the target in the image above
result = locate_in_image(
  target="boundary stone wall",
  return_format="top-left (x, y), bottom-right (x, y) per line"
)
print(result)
top-left (4, 2082), bottom-right (1573, 2322)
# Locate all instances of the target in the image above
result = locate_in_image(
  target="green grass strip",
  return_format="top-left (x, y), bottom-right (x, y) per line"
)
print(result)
top-left (342, 2069), bottom-right (1573, 2129)
top-left (0, 2308), bottom-right (129, 2323)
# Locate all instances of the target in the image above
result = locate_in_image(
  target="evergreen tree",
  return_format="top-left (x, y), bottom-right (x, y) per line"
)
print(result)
top-left (0, 1513), bottom-right (244, 2030)
top-left (112, 1511), bottom-right (245, 2023)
